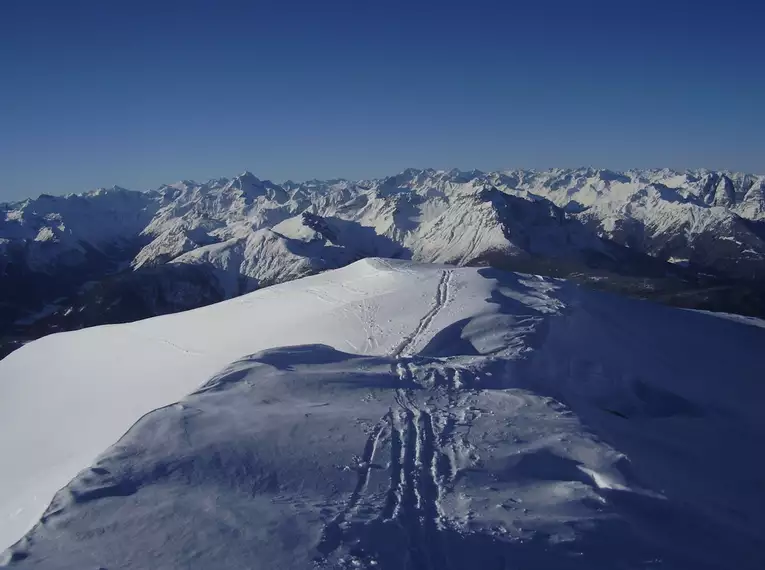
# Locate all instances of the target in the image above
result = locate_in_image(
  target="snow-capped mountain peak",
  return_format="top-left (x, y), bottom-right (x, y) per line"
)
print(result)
top-left (2, 167), bottom-right (765, 359)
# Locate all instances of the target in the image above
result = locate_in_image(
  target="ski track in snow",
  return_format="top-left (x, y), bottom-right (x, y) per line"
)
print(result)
top-left (386, 361), bottom-right (459, 569)
top-left (316, 419), bottom-right (388, 557)
top-left (122, 328), bottom-right (205, 357)
top-left (8, 261), bottom-right (765, 569)
top-left (316, 269), bottom-right (467, 566)
top-left (317, 368), bottom-right (459, 563)
top-left (318, 360), bottom-right (458, 568)
top-left (391, 269), bottom-right (453, 358)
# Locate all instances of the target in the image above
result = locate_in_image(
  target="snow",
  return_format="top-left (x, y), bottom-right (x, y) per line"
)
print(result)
top-left (4, 167), bottom-right (765, 284)
top-left (2, 259), bottom-right (765, 568)
top-left (0, 260), bottom-right (480, 549)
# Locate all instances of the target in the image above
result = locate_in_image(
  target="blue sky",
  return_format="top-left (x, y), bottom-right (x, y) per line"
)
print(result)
top-left (1, 0), bottom-right (764, 200)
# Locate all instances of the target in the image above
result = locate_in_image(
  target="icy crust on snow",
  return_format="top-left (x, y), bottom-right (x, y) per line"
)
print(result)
top-left (2, 260), bottom-right (765, 569)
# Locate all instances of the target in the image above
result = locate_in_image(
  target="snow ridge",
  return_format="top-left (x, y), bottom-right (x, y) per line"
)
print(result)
top-left (2, 261), bottom-right (765, 568)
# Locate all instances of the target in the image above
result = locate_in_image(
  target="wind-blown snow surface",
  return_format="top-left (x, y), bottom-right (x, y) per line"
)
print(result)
top-left (1, 260), bottom-right (764, 568)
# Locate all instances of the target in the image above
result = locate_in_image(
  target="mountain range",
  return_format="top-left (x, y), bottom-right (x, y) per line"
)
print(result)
top-left (2, 167), bottom-right (765, 356)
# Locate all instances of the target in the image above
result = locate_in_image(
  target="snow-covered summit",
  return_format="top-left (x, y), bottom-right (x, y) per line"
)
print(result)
top-left (1, 260), bottom-right (763, 568)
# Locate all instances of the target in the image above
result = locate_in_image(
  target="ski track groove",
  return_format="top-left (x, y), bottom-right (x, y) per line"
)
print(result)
top-left (348, 421), bottom-right (386, 511)
top-left (382, 410), bottom-right (405, 522)
top-left (419, 409), bottom-right (444, 530)
top-left (394, 361), bottom-right (448, 569)
top-left (392, 269), bottom-right (453, 358)
top-left (318, 269), bottom-right (461, 563)
top-left (316, 418), bottom-right (387, 556)
top-left (405, 406), bottom-right (423, 514)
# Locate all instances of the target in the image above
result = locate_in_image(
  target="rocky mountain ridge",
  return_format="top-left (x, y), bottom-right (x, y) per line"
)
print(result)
top-left (2, 167), bottom-right (764, 356)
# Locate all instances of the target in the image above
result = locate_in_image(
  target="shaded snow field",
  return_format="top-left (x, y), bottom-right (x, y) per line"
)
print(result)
top-left (1, 259), bottom-right (764, 568)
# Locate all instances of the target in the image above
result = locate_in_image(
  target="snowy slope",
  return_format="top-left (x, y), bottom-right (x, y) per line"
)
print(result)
top-left (4, 167), bottom-right (765, 351)
top-left (1, 260), bottom-right (764, 569)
